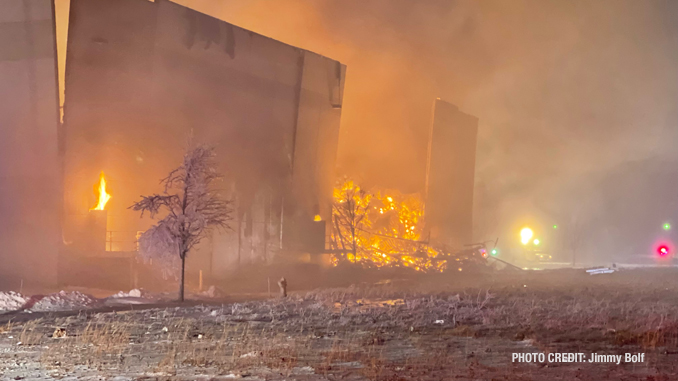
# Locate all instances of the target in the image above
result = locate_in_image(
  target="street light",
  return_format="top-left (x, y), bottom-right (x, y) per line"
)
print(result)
top-left (520, 227), bottom-right (533, 245)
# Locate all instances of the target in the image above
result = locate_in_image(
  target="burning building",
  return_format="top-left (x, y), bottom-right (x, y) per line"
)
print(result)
top-left (61, 0), bottom-right (345, 285)
top-left (425, 99), bottom-right (479, 250)
top-left (0, 0), bottom-right (61, 287)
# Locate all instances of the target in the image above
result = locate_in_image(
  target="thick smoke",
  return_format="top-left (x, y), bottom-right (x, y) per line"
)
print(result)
top-left (55, 0), bottom-right (678, 261)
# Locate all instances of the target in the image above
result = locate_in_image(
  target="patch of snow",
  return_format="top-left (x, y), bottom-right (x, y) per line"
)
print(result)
top-left (200, 285), bottom-right (223, 298)
top-left (0, 291), bottom-right (27, 311)
top-left (111, 289), bottom-right (145, 298)
top-left (30, 291), bottom-right (97, 312)
top-left (295, 366), bottom-right (315, 373)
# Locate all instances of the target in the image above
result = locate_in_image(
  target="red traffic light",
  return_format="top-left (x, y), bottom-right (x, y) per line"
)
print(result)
top-left (657, 245), bottom-right (670, 257)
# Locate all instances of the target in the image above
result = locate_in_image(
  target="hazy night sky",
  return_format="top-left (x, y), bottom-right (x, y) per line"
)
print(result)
top-left (55, 0), bottom-right (678, 251)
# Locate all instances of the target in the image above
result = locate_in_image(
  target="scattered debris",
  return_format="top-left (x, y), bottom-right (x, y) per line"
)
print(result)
top-left (52, 328), bottom-right (67, 338)
top-left (356, 299), bottom-right (405, 307)
top-left (586, 267), bottom-right (616, 275)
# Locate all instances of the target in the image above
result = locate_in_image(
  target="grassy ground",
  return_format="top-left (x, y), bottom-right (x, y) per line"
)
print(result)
top-left (0, 268), bottom-right (676, 380)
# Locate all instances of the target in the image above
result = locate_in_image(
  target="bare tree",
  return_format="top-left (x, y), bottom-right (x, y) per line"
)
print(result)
top-left (331, 179), bottom-right (372, 263)
top-left (130, 145), bottom-right (233, 301)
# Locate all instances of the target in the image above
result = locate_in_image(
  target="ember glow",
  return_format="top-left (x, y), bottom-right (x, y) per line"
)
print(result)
top-left (90, 172), bottom-right (111, 211)
top-left (330, 179), bottom-right (445, 272)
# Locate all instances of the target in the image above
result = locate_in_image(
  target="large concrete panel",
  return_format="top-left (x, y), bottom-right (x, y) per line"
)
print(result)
top-left (0, 0), bottom-right (60, 287)
top-left (63, 0), bottom-right (345, 280)
top-left (425, 100), bottom-right (478, 250)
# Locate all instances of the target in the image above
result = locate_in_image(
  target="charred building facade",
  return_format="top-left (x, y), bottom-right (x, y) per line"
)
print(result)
top-left (425, 99), bottom-right (478, 250)
top-left (0, 0), bottom-right (60, 287)
top-left (61, 0), bottom-right (345, 283)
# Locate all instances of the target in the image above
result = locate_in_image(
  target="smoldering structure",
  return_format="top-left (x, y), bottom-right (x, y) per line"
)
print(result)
top-left (0, 0), bottom-right (61, 287)
top-left (60, 0), bottom-right (345, 286)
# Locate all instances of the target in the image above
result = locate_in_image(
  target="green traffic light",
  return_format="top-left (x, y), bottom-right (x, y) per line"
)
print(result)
top-left (553, 225), bottom-right (557, 229)
top-left (663, 223), bottom-right (671, 231)
top-left (491, 249), bottom-right (497, 255)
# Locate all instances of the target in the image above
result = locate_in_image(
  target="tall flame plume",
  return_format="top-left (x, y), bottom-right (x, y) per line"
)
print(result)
top-left (90, 171), bottom-right (111, 211)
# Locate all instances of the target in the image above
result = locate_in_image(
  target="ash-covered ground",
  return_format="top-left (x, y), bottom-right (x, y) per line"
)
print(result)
top-left (0, 268), bottom-right (676, 380)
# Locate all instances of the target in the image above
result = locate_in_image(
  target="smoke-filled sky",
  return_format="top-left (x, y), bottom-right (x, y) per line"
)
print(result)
top-left (55, 0), bottom-right (678, 249)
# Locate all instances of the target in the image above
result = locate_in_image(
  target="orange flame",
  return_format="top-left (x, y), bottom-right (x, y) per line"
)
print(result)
top-left (331, 180), bottom-right (446, 272)
top-left (90, 172), bottom-right (111, 211)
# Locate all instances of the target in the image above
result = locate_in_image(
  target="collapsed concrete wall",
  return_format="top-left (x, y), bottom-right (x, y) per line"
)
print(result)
top-left (0, 0), bottom-right (60, 287)
top-left (63, 0), bottom-right (345, 282)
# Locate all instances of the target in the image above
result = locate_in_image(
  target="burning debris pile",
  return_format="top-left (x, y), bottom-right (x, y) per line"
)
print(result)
top-left (330, 179), bottom-right (488, 272)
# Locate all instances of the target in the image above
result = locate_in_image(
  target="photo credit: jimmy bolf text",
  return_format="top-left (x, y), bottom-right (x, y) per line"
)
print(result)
top-left (512, 353), bottom-right (646, 364)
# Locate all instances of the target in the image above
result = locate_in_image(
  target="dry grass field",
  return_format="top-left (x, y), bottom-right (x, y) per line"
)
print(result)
top-left (0, 268), bottom-right (676, 380)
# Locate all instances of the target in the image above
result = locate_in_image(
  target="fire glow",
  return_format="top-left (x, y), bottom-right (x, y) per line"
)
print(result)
top-left (90, 172), bottom-right (111, 211)
top-left (330, 180), bottom-right (445, 272)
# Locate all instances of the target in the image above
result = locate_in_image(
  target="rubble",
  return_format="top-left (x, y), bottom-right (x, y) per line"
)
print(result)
top-left (586, 267), bottom-right (616, 275)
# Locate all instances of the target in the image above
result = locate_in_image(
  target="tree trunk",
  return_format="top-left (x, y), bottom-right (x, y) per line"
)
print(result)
top-left (351, 226), bottom-right (357, 263)
top-left (179, 252), bottom-right (186, 302)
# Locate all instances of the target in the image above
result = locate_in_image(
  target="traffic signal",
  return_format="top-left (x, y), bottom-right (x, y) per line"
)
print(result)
top-left (657, 245), bottom-right (669, 257)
